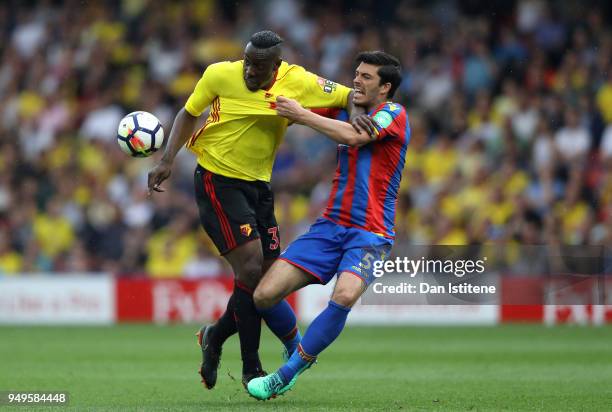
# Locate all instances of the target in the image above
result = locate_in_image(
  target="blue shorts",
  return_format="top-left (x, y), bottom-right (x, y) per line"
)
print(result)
top-left (280, 218), bottom-right (393, 285)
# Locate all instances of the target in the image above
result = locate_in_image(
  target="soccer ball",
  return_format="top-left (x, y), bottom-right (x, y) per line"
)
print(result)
top-left (117, 111), bottom-right (164, 157)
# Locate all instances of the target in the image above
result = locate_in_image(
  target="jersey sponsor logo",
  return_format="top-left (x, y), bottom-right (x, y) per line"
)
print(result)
top-left (240, 224), bottom-right (253, 237)
top-left (373, 110), bottom-right (393, 129)
top-left (317, 77), bottom-right (337, 93)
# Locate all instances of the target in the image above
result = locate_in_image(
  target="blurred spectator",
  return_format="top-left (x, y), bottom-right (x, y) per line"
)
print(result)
top-left (597, 70), bottom-right (612, 124)
top-left (145, 215), bottom-right (197, 278)
top-left (601, 124), bottom-right (612, 164)
top-left (0, 228), bottom-right (22, 274)
top-left (33, 196), bottom-right (75, 259)
top-left (554, 108), bottom-right (590, 164)
top-left (184, 247), bottom-right (224, 279)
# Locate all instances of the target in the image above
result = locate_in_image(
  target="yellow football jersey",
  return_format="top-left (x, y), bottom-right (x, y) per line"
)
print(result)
top-left (184, 60), bottom-right (351, 182)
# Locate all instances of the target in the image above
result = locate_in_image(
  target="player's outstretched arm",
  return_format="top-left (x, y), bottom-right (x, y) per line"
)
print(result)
top-left (147, 108), bottom-right (198, 194)
top-left (276, 96), bottom-right (375, 147)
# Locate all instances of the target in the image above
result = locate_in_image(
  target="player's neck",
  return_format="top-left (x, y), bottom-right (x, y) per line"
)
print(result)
top-left (261, 68), bottom-right (279, 91)
top-left (366, 96), bottom-right (388, 114)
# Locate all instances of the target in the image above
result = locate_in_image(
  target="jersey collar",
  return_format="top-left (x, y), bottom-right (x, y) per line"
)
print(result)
top-left (368, 101), bottom-right (391, 116)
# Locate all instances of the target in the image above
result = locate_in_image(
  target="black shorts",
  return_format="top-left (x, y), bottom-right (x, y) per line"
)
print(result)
top-left (194, 165), bottom-right (281, 259)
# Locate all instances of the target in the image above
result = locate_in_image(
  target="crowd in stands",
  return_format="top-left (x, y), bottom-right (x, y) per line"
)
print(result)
top-left (0, 0), bottom-right (610, 276)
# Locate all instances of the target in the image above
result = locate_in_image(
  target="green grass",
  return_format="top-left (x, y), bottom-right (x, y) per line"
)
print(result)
top-left (1, 325), bottom-right (611, 411)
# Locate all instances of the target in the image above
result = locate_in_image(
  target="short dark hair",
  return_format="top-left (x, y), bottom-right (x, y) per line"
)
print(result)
top-left (250, 30), bottom-right (283, 48)
top-left (356, 51), bottom-right (402, 98)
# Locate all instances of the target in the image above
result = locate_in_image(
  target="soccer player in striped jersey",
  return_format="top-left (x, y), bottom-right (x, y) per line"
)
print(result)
top-left (147, 31), bottom-right (375, 389)
top-left (247, 51), bottom-right (409, 399)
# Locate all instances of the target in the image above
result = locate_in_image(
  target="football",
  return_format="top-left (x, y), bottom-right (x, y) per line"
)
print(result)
top-left (117, 111), bottom-right (164, 157)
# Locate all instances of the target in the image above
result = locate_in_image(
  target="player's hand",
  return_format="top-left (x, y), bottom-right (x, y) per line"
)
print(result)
top-left (147, 161), bottom-right (172, 195)
top-left (275, 96), bottom-right (304, 122)
top-left (350, 114), bottom-right (377, 137)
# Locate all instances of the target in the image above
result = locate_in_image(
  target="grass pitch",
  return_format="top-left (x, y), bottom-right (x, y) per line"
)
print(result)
top-left (1, 324), bottom-right (611, 411)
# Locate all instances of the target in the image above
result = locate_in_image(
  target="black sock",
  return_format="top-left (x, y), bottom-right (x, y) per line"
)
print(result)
top-left (233, 281), bottom-right (262, 375)
top-left (209, 293), bottom-right (237, 348)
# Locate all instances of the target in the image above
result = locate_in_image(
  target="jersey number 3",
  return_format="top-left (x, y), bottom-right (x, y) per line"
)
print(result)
top-left (267, 227), bottom-right (279, 250)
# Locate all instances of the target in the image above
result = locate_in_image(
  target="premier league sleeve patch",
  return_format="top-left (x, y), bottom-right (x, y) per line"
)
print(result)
top-left (317, 77), bottom-right (338, 93)
top-left (373, 110), bottom-right (393, 129)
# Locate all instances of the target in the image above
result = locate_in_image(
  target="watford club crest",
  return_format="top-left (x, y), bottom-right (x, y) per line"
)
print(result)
top-left (240, 224), bottom-right (252, 237)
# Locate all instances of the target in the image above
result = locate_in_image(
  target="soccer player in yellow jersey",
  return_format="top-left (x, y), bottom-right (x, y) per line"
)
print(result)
top-left (147, 31), bottom-right (374, 390)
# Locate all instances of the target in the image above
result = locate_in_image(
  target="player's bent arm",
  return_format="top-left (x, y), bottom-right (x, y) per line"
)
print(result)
top-left (276, 96), bottom-right (374, 147)
top-left (147, 108), bottom-right (198, 193)
top-left (159, 61), bottom-right (220, 163)
top-left (300, 110), bottom-right (374, 147)
top-left (160, 108), bottom-right (198, 164)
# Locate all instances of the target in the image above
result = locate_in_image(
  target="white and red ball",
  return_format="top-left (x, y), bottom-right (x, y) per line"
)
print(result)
top-left (117, 111), bottom-right (164, 157)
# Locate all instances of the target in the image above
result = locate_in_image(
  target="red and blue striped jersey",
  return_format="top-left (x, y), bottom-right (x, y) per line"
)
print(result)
top-left (321, 102), bottom-right (410, 238)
